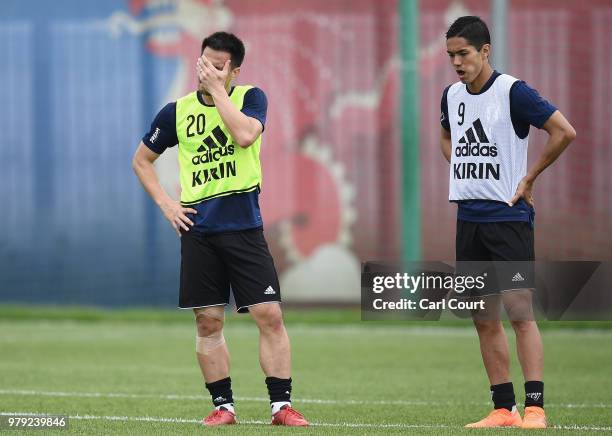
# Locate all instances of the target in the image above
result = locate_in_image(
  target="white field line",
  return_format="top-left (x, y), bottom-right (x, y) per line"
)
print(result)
top-left (0, 412), bottom-right (610, 432)
top-left (1, 388), bottom-right (611, 409)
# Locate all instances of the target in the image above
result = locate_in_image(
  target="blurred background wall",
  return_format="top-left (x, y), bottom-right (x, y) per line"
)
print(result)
top-left (0, 0), bottom-right (610, 307)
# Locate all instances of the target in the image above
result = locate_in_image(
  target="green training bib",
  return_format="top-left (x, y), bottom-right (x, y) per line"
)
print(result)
top-left (175, 85), bottom-right (262, 205)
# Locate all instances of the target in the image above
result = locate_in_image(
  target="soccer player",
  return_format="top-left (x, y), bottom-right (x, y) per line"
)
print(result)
top-left (440, 17), bottom-right (576, 428)
top-left (132, 31), bottom-right (308, 427)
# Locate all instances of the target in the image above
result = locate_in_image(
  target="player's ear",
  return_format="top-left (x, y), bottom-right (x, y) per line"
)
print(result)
top-left (231, 66), bottom-right (241, 80)
top-left (480, 43), bottom-right (491, 61)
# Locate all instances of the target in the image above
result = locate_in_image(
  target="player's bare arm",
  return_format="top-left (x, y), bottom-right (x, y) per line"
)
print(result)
top-left (132, 142), bottom-right (196, 236)
top-left (440, 126), bottom-right (452, 163)
top-left (509, 111), bottom-right (576, 206)
top-left (196, 56), bottom-right (263, 147)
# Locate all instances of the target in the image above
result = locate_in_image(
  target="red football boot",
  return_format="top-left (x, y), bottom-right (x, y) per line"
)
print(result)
top-left (202, 408), bottom-right (236, 426)
top-left (271, 405), bottom-right (309, 426)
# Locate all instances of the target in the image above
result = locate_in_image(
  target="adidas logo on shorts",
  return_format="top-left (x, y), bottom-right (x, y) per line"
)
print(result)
top-left (264, 286), bottom-right (276, 295)
top-left (512, 272), bottom-right (525, 282)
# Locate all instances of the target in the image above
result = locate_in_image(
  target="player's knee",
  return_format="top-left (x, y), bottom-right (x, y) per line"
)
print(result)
top-left (263, 316), bottom-right (284, 335)
top-left (195, 314), bottom-right (225, 355)
top-left (473, 319), bottom-right (502, 336)
top-left (195, 312), bottom-right (224, 337)
top-left (253, 304), bottom-right (285, 335)
top-left (510, 319), bottom-right (535, 335)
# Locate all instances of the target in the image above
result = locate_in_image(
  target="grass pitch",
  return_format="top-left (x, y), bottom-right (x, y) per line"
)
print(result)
top-left (0, 307), bottom-right (611, 435)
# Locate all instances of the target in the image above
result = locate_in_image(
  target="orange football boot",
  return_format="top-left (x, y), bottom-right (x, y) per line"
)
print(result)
top-left (522, 406), bottom-right (546, 429)
top-left (465, 408), bottom-right (522, 428)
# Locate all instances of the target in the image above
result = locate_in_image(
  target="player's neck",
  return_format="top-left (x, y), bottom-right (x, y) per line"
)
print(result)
top-left (467, 64), bottom-right (494, 94)
top-left (199, 85), bottom-right (231, 106)
top-left (200, 92), bottom-right (215, 105)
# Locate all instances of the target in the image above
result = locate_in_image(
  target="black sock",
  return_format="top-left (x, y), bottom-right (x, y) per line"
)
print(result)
top-left (205, 377), bottom-right (234, 408)
top-left (491, 382), bottom-right (516, 412)
top-left (525, 381), bottom-right (544, 408)
top-left (266, 377), bottom-right (292, 403)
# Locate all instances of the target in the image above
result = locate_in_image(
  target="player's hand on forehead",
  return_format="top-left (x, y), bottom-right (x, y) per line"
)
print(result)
top-left (198, 54), bottom-right (229, 72)
top-left (196, 55), bottom-right (230, 94)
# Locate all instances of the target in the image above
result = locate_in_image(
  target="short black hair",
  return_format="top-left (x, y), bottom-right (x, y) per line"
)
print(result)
top-left (201, 31), bottom-right (245, 67)
top-left (446, 16), bottom-right (491, 51)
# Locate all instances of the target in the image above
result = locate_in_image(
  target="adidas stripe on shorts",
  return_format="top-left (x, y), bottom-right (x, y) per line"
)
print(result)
top-left (455, 220), bottom-right (535, 295)
top-left (179, 227), bottom-right (281, 312)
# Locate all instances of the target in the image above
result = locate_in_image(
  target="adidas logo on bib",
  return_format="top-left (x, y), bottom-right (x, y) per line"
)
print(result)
top-left (512, 272), bottom-right (525, 282)
top-left (264, 286), bottom-right (276, 295)
top-left (453, 118), bottom-right (500, 180)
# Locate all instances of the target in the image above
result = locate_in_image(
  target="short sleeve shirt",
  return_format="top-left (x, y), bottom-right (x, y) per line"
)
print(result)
top-left (141, 87), bottom-right (268, 234)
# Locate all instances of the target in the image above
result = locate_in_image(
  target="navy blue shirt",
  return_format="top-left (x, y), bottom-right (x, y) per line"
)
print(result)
top-left (441, 71), bottom-right (557, 225)
top-left (142, 87), bottom-right (268, 234)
